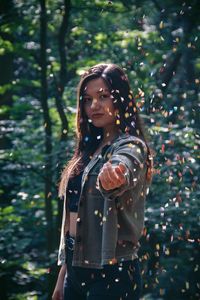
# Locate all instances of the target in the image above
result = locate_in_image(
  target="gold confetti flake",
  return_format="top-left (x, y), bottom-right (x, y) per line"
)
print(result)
top-left (125, 112), bottom-right (129, 118)
top-left (138, 88), bottom-right (145, 97)
top-left (155, 277), bottom-right (159, 283)
top-left (156, 244), bottom-right (160, 250)
top-left (165, 248), bottom-right (170, 255)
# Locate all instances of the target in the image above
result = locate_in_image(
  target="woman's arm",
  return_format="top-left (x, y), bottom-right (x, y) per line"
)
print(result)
top-left (97, 137), bottom-right (148, 200)
top-left (52, 264), bottom-right (67, 300)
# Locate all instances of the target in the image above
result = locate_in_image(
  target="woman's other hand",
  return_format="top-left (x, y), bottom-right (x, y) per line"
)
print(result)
top-left (98, 161), bottom-right (127, 190)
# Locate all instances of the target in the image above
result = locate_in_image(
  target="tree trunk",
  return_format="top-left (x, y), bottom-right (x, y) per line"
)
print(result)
top-left (55, 0), bottom-right (72, 140)
top-left (39, 0), bottom-right (53, 253)
top-left (55, 0), bottom-right (72, 242)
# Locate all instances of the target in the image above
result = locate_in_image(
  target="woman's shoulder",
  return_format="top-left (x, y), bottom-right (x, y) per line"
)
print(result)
top-left (113, 133), bottom-right (147, 151)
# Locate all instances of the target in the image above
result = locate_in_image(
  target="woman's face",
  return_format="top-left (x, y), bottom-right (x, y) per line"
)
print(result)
top-left (82, 78), bottom-right (117, 130)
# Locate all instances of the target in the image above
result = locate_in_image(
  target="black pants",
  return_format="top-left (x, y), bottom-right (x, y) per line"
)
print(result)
top-left (64, 248), bottom-right (142, 300)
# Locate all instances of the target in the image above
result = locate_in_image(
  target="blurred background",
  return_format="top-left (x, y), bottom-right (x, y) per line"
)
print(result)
top-left (0, 0), bottom-right (199, 299)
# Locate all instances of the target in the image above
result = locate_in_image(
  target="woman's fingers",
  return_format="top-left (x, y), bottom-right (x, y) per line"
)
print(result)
top-left (99, 163), bottom-right (120, 190)
top-left (114, 163), bottom-right (127, 181)
top-left (98, 164), bottom-right (113, 190)
top-left (118, 162), bottom-right (127, 174)
top-left (98, 161), bottom-right (127, 190)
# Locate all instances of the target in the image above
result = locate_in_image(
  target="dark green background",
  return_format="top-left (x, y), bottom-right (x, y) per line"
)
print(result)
top-left (0, 0), bottom-right (199, 299)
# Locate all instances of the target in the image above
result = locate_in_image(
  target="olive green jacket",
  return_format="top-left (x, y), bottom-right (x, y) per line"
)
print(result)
top-left (58, 133), bottom-right (150, 269)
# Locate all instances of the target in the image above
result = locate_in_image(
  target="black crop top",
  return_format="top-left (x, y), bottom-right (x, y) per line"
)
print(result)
top-left (67, 170), bottom-right (84, 212)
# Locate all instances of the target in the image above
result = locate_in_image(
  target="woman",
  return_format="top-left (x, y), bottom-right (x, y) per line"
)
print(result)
top-left (52, 63), bottom-right (154, 300)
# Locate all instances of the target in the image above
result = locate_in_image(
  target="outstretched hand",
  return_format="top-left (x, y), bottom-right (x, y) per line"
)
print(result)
top-left (97, 161), bottom-right (127, 191)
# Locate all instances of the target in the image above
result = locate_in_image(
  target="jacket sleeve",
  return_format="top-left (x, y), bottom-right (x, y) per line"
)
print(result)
top-left (97, 137), bottom-right (148, 201)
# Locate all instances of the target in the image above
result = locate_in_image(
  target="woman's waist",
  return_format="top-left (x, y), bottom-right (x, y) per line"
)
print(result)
top-left (65, 231), bottom-right (138, 252)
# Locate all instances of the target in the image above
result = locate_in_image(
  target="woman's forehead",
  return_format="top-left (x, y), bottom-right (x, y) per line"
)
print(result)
top-left (83, 78), bottom-right (109, 94)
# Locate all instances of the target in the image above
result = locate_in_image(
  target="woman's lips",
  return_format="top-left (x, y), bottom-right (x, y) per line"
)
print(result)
top-left (92, 113), bottom-right (104, 118)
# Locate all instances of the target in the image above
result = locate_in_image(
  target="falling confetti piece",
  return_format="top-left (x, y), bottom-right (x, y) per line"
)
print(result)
top-left (159, 21), bottom-right (164, 29)
top-left (138, 88), bottom-right (145, 97)
top-left (125, 112), bottom-right (129, 118)
top-left (165, 248), bottom-right (170, 255)
top-left (156, 244), bottom-right (160, 250)
top-left (155, 277), bottom-right (159, 283)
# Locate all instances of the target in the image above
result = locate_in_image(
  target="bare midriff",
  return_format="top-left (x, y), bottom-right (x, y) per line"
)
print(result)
top-left (69, 212), bottom-right (78, 237)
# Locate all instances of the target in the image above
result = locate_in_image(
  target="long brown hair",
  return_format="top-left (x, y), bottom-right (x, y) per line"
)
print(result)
top-left (58, 63), bottom-right (154, 198)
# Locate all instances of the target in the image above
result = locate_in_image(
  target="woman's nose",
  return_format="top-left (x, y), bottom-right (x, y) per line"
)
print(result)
top-left (91, 98), bottom-right (100, 109)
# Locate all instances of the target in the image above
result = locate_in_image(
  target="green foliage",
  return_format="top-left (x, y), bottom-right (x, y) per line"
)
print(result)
top-left (0, 0), bottom-right (199, 299)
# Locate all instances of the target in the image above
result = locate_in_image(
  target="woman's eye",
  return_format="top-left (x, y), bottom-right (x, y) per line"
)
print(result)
top-left (100, 94), bottom-right (109, 99)
top-left (83, 97), bottom-right (92, 103)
